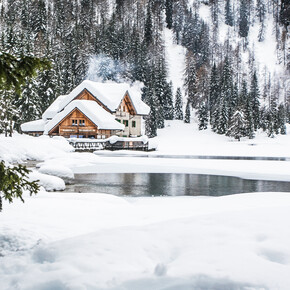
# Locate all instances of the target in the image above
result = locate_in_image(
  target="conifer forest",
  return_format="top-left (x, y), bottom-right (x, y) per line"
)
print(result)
top-left (0, 0), bottom-right (289, 139)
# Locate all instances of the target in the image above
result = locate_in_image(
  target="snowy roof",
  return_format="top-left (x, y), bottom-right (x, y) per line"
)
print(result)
top-left (21, 119), bottom-right (46, 132)
top-left (44, 100), bottom-right (125, 134)
top-left (42, 80), bottom-right (150, 120)
top-left (42, 95), bottom-right (67, 120)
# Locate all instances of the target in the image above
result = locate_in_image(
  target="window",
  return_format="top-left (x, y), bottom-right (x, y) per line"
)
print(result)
top-left (72, 119), bottom-right (77, 126)
top-left (132, 120), bottom-right (136, 128)
top-left (79, 119), bottom-right (85, 126)
top-left (116, 119), bottom-right (121, 123)
top-left (123, 106), bottom-right (126, 112)
top-left (123, 120), bottom-right (128, 127)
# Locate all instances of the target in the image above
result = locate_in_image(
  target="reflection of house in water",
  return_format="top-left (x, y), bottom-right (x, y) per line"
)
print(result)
top-left (21, 80), bottom-right (150, 139)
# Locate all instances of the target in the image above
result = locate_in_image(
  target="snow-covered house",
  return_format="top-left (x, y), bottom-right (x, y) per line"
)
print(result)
top-left (21, 80), bottom-right (150, 139)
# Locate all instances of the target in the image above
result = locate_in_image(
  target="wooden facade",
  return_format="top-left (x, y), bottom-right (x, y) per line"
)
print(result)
top-left (49, 108), bottom-right (113, 139)
top-left (117, 93), bottom-right (136, 115)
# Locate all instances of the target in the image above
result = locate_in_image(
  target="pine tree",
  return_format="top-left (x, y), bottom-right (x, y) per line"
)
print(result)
top-left (184, 100), bottom-right (191, 123)
top-left (209, 63), bottom-right (220, 126)
top-left (184, 50), bottom-right (198, 108)
top-left (198, 102), bottom-right (208, 130)
top-left (277, 104), bottom-right (287, 135)
top-left (163, 81), bottom-right (174, 120)
top-left (165, 0), bottom-right (173, 29)
top-left (241, 80), bottom-right (255, 138)
top-left (144, 86), bottom-right (158, 138)
top-left (225, 0), bottom-right (233, 27)
top-left (0, 161), bottom-right (39, 212)
top-left (215, 57), bottom-right (233, 133)
top-left (249, 71), bottom-right (260, 130)
top-left (144, 3), bottom-right (153, 46)
top-left (174, 87), bottom-right (183, 120)
top-left (227, 109), bottom-right (246, 141)
top-left (239, 0), bottom-right (249, 38)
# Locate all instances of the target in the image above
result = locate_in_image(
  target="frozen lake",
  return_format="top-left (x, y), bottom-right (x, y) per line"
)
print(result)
top-left (65, 173), bottom-right (290, 196)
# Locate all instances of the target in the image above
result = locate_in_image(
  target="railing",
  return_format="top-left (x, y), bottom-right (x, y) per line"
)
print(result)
top-left (68, 140), bottom-right (151, 152)
top-left (69, 140), bottom-right (104, 151)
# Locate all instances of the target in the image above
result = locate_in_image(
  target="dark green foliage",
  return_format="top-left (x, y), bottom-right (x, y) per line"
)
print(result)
top-left (249, 72), bottom-right (260, 130)
top-left (0, 52), bottom-right (50, 136)
top-left (0, 161), bottom-right (39, 211)
top-left (277, 104), bottom-right (287, 135)
top-left (0, 52), bottom-right (50, 93)
top-left (209, 63), bottom-right (219, 126)
top-left (198, 102), bottom-right (208, 130)
top-left (184, 50), bottom-right (198, 108)
top-left (163, 81), bottom-right (174, 120)
top-left (144, 86), bottom-right (158, 138)
top-left (165, 0), bottom-right (173, 29)
top-left (280, 0), bottom-right (290, 28)
top-left (225, 0), bottom-right (233, 27)
top-left (144, 4), bottom-right (153, 46)
top-left (239, 0), bottom-right (249, 38)
top-left (184, 100), bottom-right (191, 123)
top-left (174, 88), bottom-right (183, 120)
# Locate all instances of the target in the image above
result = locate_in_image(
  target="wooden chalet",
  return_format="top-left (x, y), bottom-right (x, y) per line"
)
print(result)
top-left (21, 80), bottom-right (150, 139)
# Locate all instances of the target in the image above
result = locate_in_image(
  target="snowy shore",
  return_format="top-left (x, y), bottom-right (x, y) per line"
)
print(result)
top-left (1, 191), bottom-right (290, 289)
top-left (1, 124), bottom-right (290, 289)
top-left (1, 121), bottom-right (290, 189)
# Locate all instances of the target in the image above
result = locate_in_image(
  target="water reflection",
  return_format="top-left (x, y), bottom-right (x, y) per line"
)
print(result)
top-left (65, 173), bottom-right (290, 197)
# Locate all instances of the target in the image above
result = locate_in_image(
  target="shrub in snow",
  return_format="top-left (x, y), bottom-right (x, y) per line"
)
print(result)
top-left (154, 263), bottom-right (167, 276)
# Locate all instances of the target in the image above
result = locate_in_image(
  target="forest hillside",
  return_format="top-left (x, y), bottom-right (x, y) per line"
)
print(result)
top-left (0, 0), bottom-right (289, 139)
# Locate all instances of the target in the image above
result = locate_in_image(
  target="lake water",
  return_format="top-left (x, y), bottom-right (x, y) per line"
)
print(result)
top-left (65, 173), bottom-right (290, 196)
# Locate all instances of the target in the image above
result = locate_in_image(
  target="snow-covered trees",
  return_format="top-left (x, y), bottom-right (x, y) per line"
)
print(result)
top-left (0, 0), bottom-right (287, 140)
top-left (174, 88), bottom-right (183, 120)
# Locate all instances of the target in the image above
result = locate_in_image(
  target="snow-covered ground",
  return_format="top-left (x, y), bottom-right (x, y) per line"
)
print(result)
top-left (1, 191), bottom-right (290, 289)
top-left (1, 127), bottom-right (290, 289)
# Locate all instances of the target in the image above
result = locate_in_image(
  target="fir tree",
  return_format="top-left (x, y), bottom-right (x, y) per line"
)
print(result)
top-left (144, 4), bottom-right (153, 46)
top-left (227, 109), bottom-right (246, 141)
top-left (225, 0), bottom-right (234, 27)
top-left (163, 81), bottom-right (174, 120)
top-left (277, 104), bottom-right (287, 135)
top-left (174, 87), bottom-right (183, 120)
top-left (165, 0), bottom-right (173, 29)
top-left (209, 63), bottom-right (219, 126)
top-left (184, 50), bottom-right (198, 108)
top-left (184, 100), bottom-right (191, 123)
top-left (241, 80), bottom-right (255, 138)
top-left (198, 102), bottom-right (208, 130)
top-left (249, 71), bottom-right (260, 130)
top-left (239, 0), bottom-right (249, 38)
top-left (144, 86), bottom-right (158, 138)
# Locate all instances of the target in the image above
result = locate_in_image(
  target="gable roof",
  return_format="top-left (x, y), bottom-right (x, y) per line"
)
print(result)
top-left (42, 80), bottom-right (150, 120)
top-left (44, 100), bottom-right (124, 134)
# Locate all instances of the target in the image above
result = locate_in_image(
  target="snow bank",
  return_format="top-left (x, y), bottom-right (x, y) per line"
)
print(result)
top-left (0, 133), bottom-right (74, 163)
top-left (1, 192), bottom-right (290, 289)
top-left (29, 171), bottom-right (65, 191)
top-left (152, 120), bottom-right (290, 158)
top-left (38, 164), bottom-right (74, 179)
